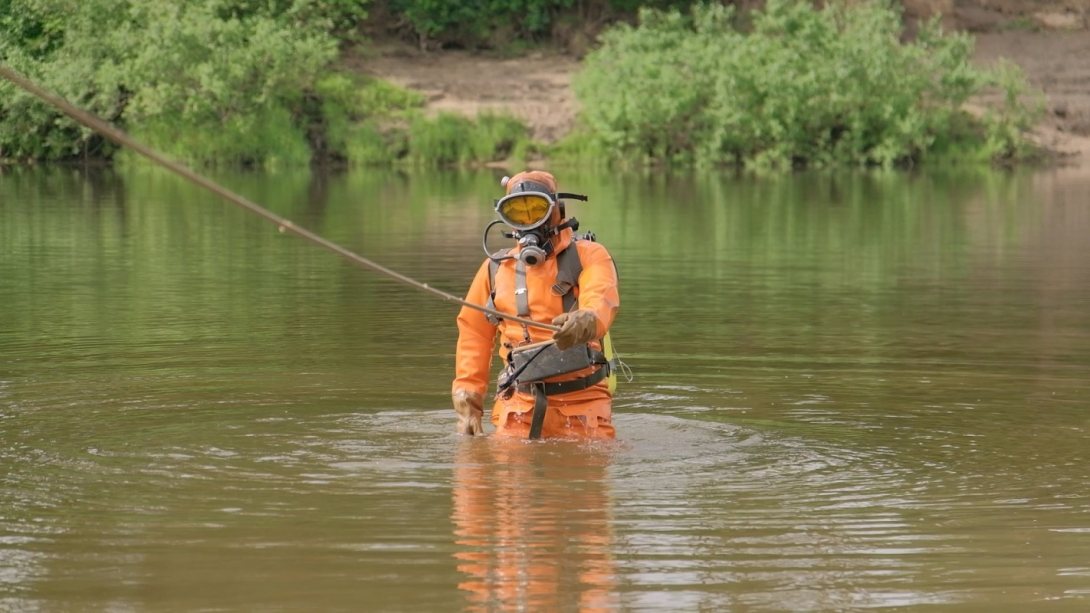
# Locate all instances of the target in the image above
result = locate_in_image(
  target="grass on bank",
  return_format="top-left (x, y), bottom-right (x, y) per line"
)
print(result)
top-left (314, 72), bottom-right (534, 167)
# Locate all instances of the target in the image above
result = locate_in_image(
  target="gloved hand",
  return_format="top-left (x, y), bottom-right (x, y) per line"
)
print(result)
top-left (551, 309), bottom-right (599, 350)
top-left (452, 389), bottom-right (484, 435)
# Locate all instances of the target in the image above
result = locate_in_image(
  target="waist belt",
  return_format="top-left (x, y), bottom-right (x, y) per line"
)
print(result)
top-left (517, 362), bottom-right (610, 396)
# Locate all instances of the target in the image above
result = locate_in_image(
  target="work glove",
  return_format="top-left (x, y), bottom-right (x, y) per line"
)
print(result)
top-left (551, 309), bottom-right (599, 351)
top-left (452, 389), bottom-right (484, 435)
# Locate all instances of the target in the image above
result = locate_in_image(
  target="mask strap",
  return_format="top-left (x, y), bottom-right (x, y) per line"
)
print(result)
top-left (554, 218), bottom-right (580, 233)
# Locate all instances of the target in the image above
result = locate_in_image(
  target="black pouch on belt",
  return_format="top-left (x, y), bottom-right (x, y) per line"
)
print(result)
top-left (502, 343), bottom-right (608, 440)
top-left (508, 343), bottom-right (597, 385)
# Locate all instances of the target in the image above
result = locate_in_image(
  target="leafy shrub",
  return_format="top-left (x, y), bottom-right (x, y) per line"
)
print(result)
top-left (128, 105), bottom-right (313, 168)
top-left (215, 0), bottom-right (371, 38)
top-left (0, 0), bottom-right (131, 160)
top-left (573, 0), bottom-right (1042, 168)
top-left (316, 73), bottom-right (423, 164)
top-left (118, 1), bottom-right (338, 167)
top-left (388, 0), bottom-right (581, 49)
top-left (0, 0), bottom-right (530, 168)
top-left (313, 73), bottom-right (528, 167)
top-left (407, 112), bottom-right (530, 166)
top-left (979, 59), bottom-right (1045, 162)
top-left (0, 0), bottom-right (362, 165)
top-left (384, 0), bottom-right (698, 49)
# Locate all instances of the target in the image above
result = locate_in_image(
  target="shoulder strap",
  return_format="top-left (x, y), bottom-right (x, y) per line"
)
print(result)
top-left (488, 241), bottom-right (598, 320)
top-left (485, 251), bottom-right (509, 325)
top-left (553, 242), bottom-right (584, 313)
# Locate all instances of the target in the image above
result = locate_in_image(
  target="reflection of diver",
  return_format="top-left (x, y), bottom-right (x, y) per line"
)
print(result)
top-left (452, 171), bottom-right (621, 439)
top-left (452, 438), bottom-right (617, 611)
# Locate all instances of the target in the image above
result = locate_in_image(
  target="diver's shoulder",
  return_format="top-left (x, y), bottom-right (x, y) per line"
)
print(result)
top-left (575, 237), bottom-right (612, 254)
top-left (574, 237), bottom-right (614, 262)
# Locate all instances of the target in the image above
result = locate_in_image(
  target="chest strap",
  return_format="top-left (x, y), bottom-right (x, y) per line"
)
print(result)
top-left (514, 258), bottom-right (530, 317)
top-left (485, 243), bottom-right (582, 324)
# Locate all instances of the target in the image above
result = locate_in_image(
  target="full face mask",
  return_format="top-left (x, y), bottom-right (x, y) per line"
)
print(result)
top-left (483, 176), bottom-right (588, 266)
top-left (494, 179), bottom-right (557, 266)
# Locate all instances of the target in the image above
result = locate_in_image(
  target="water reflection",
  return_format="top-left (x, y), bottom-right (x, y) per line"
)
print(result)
top-left (452, 438), bottom-right (618, 611)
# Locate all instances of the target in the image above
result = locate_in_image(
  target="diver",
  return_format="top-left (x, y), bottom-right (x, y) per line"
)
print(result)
top-left (452, 170), bottom-right (620, 439)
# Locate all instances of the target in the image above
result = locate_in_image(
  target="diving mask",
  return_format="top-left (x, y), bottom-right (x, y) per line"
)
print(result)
top-left (494, 190), bottom-right (556, 231)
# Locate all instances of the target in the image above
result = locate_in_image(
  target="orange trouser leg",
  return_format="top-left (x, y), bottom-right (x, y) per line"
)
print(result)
top-left (495, 407), bottom-right (615, 439)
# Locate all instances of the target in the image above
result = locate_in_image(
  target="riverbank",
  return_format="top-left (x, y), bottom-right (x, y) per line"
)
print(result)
top-left (357, 27), bottom-right (1090, 167)
top-left (975, 30), bottom-right (1090, 165)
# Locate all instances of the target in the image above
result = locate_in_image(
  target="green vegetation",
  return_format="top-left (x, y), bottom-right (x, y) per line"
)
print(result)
top-left (570, 1), bottom-right (1043, 168)
top-left (0, 0), bottom-right (535, 167)
top-left (386, 0), bottom-right (694, 50)
top-left (1, 0), bottom-right (345, 166)
top-left (1, 0), bottom-right (1045, 170)
top-left (307, 73), bottom-right (531, 166)
top-left (408, 113), bottom-right (531, 166)
top-left (311, 73), bottom-right (418, 165)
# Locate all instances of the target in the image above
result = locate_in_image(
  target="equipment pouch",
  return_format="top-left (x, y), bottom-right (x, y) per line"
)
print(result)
top-left (508, 343), bottom-right (596, 385)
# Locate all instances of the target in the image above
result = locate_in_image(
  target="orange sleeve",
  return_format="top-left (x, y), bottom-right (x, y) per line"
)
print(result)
top-left (575, 242), bottom-right (620, 338)
top-left (452, 260), bottom-right (498, 398)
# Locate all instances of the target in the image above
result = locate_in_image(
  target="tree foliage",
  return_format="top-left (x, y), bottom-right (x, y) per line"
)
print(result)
top-left (1, 0), bottom-right (1045, 169)
top-left (572, 0), bottom-right (1042, 168)
top-left (384, 0), bottom-right (695, 49)
top-left (0, 0), bottom-right (365, 165)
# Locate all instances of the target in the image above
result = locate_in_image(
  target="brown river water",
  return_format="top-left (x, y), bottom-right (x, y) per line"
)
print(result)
top-left (1, 166), bottom-right (1088, 611)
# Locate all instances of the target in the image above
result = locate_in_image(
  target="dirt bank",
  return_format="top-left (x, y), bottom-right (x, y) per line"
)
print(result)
top-left (352, 43), bottom-right (580, 143)
top-left (356, 20), bottom-right (1090, 166)
top-left (973, 29), bottom-right (1090, 163)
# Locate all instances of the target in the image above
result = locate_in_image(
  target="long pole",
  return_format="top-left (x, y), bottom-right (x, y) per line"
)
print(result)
top-left (0, 63), bottom-right (559, 333)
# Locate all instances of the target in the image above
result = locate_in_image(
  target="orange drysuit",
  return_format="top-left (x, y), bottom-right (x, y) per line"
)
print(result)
top-left (452, 228), bottom-right (619, 439)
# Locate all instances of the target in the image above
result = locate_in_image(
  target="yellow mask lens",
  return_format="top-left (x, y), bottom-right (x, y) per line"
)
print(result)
top-left (496, 192), bottom-right (553, 229)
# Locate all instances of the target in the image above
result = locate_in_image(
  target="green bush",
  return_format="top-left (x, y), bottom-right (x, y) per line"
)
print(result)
top-left (126, 105), bottom-right (313, 168)
top-left (118, 1), bottom-right (338, 167)
top-left (316, 73), bottom-right (423, 164)
top-left (312, 73), bottom-right (529, 167)
top-left (407, 112), bottom-right (530, 166)
top-left (390, 0), bottom-right (574, 48)
top-left (979, 59), bottom-right (1045, 162)
top-left (219, 0), bottom-right (371, 38)
top-left (3, 0), bottom-right (541, 168)
top-left (573, 0), bottom-right (1042, 168)
top-left (0, 0), bottom-right (131, 160)
top-left (0, 0), bottom-right (365, 166)
top-left (384, 0), bottom-right (698, 49)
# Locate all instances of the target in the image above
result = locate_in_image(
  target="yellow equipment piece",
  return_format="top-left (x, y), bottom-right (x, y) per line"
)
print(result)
top-left (602, 331), bottom-right (618, 393)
